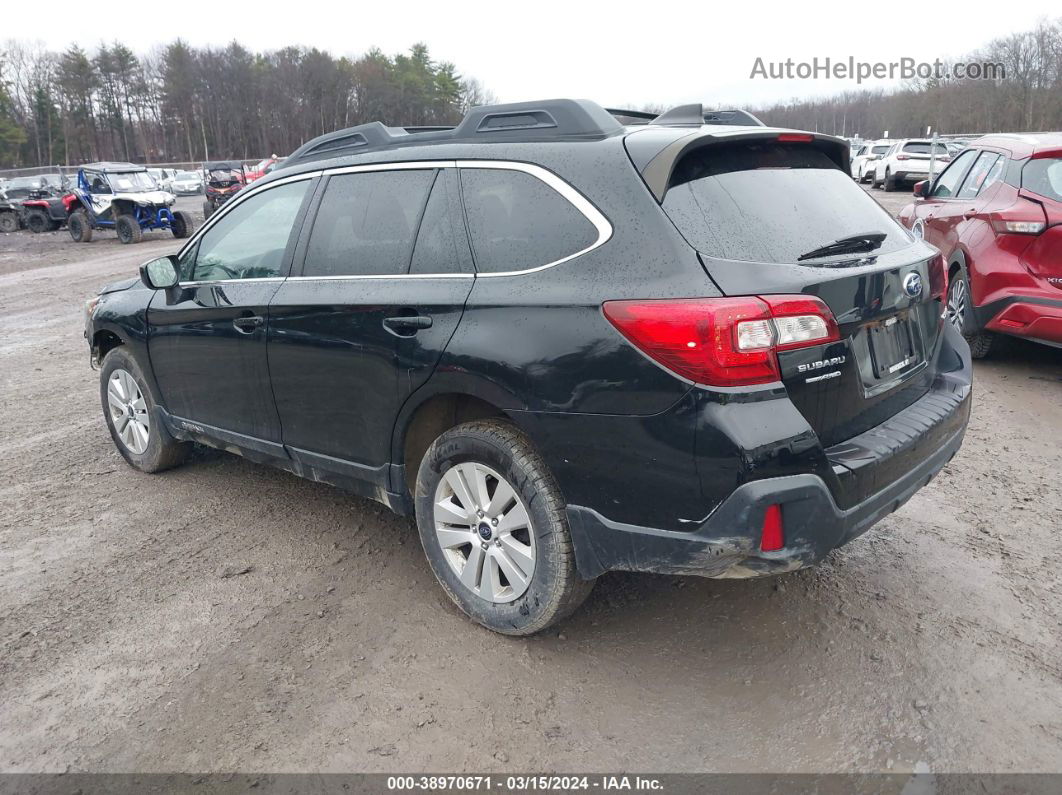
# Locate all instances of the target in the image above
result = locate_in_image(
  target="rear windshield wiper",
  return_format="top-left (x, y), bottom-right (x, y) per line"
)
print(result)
top-left (796, 232), bottom-right (887, 262)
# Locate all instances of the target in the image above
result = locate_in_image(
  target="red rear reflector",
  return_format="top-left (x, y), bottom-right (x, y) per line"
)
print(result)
top-left (777, 133), bottom-right (814, 143)
top-left (602, 295), bottom-right (840, 388)
top-left (760, 504), bottom-right (784, 551)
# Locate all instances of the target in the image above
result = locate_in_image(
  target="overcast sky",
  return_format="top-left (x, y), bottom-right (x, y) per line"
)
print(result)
top-left (6, 0), bottom-right (1059, 107)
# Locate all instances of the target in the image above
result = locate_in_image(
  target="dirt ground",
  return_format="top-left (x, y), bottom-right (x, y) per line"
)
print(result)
top-left (1, 187), bottom-right (1060, 774)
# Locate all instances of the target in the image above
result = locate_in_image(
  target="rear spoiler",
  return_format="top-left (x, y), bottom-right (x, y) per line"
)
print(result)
top-left (626, 128), bottom-right (851, 202)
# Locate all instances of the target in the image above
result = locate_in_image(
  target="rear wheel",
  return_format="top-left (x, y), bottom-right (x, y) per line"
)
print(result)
top-left (115, 214), bottom-right (143, 244)
top-left (947, 269), bottom-right (994, 359)
top-left (415, 420), bottom-right (594, 636)
top-left (0, 211), bottom-right (19, 233)
top-left (68, 210), bottom-right (93, 242)
top-left (883, 169), bottom-right (896, 191)
top-left (99, 347), bottom-right (189, 473)
top-left (202, 200), bottom-right (214, 220)
top-left (171, 210), bottom-right (194, 239)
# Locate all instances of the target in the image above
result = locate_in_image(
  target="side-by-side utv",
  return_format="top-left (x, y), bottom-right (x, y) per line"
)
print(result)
top-left (67, 162), bottom-right (194, 244)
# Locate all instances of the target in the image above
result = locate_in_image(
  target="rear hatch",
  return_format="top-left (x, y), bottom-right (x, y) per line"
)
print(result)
top-left (894, 140), bottom-right (951, 172)
top-left (643, 133), bottom-right (945, 447)
top-left (1019, 155), bottom-right (1062, 285)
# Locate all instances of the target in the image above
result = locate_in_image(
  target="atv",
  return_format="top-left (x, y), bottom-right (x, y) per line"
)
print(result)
top-left (202, 160), bottom-right (246, 220)
top-left (0, 190), bottom-right (19, 233)
top-left (22, 188), bottom-right (76, 233)
top-left (67, 162), bottom-right (194, 244)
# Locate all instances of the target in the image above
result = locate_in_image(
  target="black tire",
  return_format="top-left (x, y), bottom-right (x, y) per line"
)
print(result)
top-left (99, 347), bottom-right (189, 473)
top-left (24, 209), bottom-right (52, 233)
top-left (947, 269), bottom-right (994, 359)
top-left (115, 214), bottom-right (143, 244)
top-left (415, 419), bottom-right (594, 636)
top-left (884, 170), bottom-right (896, 192)
top-left (0, 210), bottom-right (19, 233)
top-left (171, 210), bottom-right (194, 239)
top-left (202, 200), bottom-right (214, 220)
top-left (68, 209), bottom-right (93, 242)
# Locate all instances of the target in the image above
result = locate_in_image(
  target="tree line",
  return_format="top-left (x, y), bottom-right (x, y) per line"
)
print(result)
top-left (750, 18), bottom-right (1062, 139)
top-left (0, 40), bottom-right (494, 169)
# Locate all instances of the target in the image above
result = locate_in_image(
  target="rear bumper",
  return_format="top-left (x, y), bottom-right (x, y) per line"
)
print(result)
top-left (981, 295), bottom-right (1062, 345)
top-left (566, 328), bottom-right (972, 580)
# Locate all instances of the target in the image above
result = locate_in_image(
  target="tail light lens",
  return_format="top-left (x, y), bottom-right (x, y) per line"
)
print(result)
top-left (896, 154), bottom-right (910, 161)
top-left (990, 199), bottom-right (1047, 236)
top-left (602, 295), bottom-right (840, 388)
top-left (760, 504), bottom-right (785, 551)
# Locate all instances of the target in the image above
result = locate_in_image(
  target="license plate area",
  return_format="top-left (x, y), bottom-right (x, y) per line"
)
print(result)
top-left (868, 313), bottom-right (922, 379)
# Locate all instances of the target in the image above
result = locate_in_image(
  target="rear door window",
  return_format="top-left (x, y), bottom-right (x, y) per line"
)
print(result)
top-left (660, 141), bottom-right (909, 264)
top-left (303, 170), bottom-right (435, 277)
top-left (956, 152), bottom-right (1003, 199)
top-left (460, 167), bottom-right (597, 274)
top-left (409, 169), bottom-right (472, 275)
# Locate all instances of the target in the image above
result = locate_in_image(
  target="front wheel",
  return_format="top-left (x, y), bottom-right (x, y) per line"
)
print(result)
top-left (415, 420), bottom-right (594, 636)
top-left (202, 200), bottom-right (214, 220)
top-left (100, 347), bottom-right (189, 472)
top-left (115, 214), bottom-right (143, 244)
top-left (947, 269), bottom-right (994, 359)
top-left (24, 209), bottom-right (54, 233)
top-left (68, 210), bottom-right (93, 242)
top-left (170, 210), bottom-right (194, 239)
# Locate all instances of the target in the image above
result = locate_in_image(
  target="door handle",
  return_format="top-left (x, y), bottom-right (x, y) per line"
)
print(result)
top-left (383, 314), bottom-right (433, 336)
top-left (962, 208), bottom-right (977, 220)
top-left (233, 314), bottom-right (264, 333)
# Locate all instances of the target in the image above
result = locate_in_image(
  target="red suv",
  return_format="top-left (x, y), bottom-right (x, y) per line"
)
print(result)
top-left (899, 133), bottom-right (1062, 357)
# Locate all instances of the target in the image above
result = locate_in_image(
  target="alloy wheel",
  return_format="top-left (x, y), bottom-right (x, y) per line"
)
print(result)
top-left (107, 368), bottom-right (150, 454)
top-left (433, 462), bottom-right (536, 604)
top-left (947, 278), bottom-right (967, 330)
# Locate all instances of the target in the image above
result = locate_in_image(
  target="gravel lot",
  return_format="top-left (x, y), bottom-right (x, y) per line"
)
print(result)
top-left (1, 187), bottom-right (1060, 774)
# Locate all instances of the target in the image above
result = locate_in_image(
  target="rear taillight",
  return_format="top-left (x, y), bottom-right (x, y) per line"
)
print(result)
top-left (602, 295), bottom-right (840, 388)
top-left (990, 199), bottom-right (1047, 236)
top-left (896, 154), bottom-right (910, 161)
top-left (928, 253), bottom-right (948, 300)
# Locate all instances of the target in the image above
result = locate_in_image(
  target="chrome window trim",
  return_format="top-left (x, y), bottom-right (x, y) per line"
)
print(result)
top-left (177, 159), bottom-right (612, 285)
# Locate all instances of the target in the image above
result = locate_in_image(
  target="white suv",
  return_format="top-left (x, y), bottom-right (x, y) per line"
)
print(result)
top-left (851, 140), bottom-right (893, 182)
top-left (872, 139), bottom-right (951, 191)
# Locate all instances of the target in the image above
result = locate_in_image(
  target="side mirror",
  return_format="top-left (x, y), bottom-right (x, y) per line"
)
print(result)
top-left (140, 255), bottom-right (180, 290)
top-left (913, 180), bottom-right (930, 198)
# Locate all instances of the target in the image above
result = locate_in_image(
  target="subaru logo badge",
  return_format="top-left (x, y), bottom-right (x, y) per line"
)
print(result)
top-left (903, 272), bottom-right (923, 298)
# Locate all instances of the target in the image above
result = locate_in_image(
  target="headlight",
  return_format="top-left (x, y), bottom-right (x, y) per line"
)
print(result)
top-left (85, 295), bottom-right (101, 320)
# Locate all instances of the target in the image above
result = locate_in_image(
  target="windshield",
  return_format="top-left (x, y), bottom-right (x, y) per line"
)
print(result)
top-left (108, 172), bottom-right (156, 192)
top-left (209, 169), bottom-right (242, 182)
top-left (176, 171), bottom-right (197, 179)
top-left (1022, 158), bottom-right (1062, 203)
top-left (872, 145), bottom-right (890, 154)
top-left (6, 177), bottom-right (42, 189)
top-left (661, 142), bottom-right (910, 264)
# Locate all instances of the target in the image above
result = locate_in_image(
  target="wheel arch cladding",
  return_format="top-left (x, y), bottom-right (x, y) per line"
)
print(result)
top-left (397, 392), bottom-right (510, 498)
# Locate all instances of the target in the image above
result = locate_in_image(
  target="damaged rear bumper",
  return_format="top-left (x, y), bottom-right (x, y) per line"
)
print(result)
top-left (566, 354), bottom-right (972, 580)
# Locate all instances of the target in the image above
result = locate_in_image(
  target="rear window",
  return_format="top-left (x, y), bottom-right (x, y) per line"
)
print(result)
top-left (661, 142), bottom-right (909, 264)
top-left (903, 142), bottom-right (950, 155)
top-left (1022, 158), bottom-right (1062, 203)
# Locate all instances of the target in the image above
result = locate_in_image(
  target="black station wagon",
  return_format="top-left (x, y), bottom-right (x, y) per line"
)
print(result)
top-left (85, 99), bottom-right (972, 634)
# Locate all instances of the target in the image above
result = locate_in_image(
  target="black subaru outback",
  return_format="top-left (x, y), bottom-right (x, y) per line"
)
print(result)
top-left (85, 99), bottom-right (972, 635)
